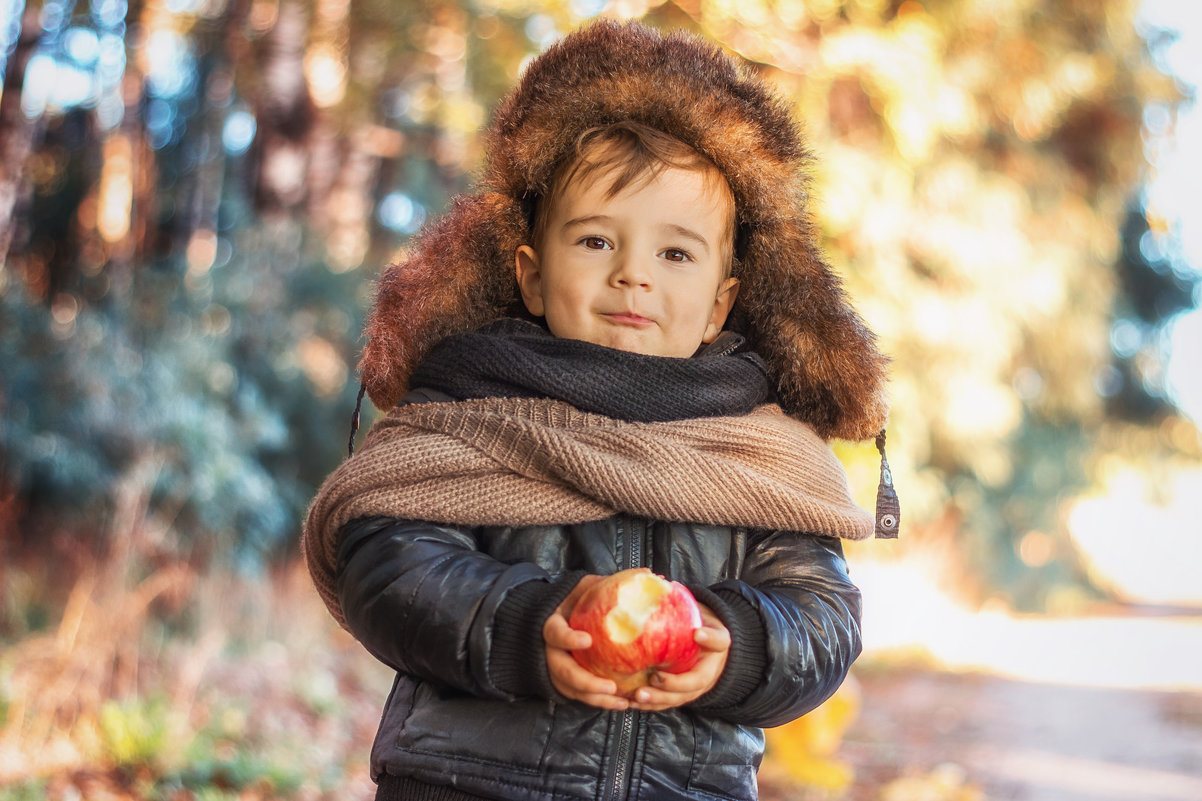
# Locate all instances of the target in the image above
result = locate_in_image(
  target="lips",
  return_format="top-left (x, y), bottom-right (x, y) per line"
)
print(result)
top-left (603, 311), bottom-right (654, 327)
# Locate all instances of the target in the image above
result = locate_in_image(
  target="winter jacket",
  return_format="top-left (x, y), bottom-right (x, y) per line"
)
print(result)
top-left (336, 510), bottom-right (862, 801)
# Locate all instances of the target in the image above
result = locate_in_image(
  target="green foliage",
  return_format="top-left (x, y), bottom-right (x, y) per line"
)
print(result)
top-left (1106, 201), bottom-right (1200, 422)
top-left (92, 695), bottom-right (305, 795)
top-left (149, 701), bottom-right (306, 797)
top-left (97, 697), bottom-right (174, 769)
top-left (0, 780), bottom-right (48, 801)
top-left (157, 751), bottom-right (305, 799)
top-left (190, 790), bottom-right (241, 801)
top-left (0, 241), bottom-right (365, 566)
top-left (960, 418), bottom-right (1100, 610)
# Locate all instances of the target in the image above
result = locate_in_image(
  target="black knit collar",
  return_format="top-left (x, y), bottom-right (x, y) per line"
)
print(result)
top-left (407, 318), bottom-right (771, 423)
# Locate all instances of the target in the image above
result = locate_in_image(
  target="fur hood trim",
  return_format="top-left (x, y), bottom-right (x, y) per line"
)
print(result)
top-left (359, 19), bottom-right (889, 441)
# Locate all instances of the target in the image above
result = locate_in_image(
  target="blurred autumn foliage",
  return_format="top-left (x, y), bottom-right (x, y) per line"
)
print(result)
top-left (2, 0), bottom-right (1197, 599)
top-left (1, 0), bottom-right (1200, 796)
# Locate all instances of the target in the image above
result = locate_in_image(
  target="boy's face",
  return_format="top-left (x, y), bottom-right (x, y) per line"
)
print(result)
top-left (515, 164), bottom-right (739, 358)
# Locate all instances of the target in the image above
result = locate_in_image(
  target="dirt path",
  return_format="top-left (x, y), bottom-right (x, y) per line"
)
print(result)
top-left (838, 667), bottom-right (1202, 801)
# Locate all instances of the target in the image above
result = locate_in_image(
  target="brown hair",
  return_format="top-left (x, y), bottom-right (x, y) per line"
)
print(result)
top-left (529, 120), bottom-right (736, 269)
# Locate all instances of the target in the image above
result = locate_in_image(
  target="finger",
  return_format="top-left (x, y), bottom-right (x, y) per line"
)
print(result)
top-left (548, 650), bottom-right (620, 696)
top-left (697, 603), bottom-right (726, 628)
top-left (551, 669), bottom-right (630, 711)
top-left (544, 614), bottom-right (591, 650)
top-left (629, 685), bottom-right (691, 711)
top-left (646, 670), bottom-right (708, 696)
top-left (694, 626), bottom-right (731, 652)
top-left (573, 691), bottom-right (631, 711)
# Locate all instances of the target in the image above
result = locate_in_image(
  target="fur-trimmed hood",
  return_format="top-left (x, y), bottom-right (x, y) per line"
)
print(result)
top-left (359, 19), bottom-right (889, 441)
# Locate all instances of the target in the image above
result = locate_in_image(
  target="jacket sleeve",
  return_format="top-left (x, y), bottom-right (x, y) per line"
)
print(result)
top-left (335, 516), bottom-right (581, 701)
top-left (689, 531), bottom-right (862, 728)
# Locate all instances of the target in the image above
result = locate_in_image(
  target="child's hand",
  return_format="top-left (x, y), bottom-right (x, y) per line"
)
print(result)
top-left (543, 575), bottom-right (631, 711)
top-left (628, 603), bottom-right (731, 712)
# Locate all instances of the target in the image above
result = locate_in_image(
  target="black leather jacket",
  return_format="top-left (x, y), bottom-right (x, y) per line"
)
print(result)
top-left (336, 511), bottom-right (862, 801)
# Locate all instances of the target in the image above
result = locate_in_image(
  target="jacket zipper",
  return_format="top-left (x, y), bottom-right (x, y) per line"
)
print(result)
top-left (608, 710), bottom-right (638, 801)
top-left (604, 518), bottom-right (645, 801)
top-left (707, 336), bottom-right (742, 358)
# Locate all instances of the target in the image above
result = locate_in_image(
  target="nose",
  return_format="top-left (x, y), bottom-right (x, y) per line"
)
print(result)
top-left (609, 253), bottom-right (652, 289)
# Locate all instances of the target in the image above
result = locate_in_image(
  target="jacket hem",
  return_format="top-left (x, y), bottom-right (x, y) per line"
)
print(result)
top-left (376, 773), bottom-right (496, 801)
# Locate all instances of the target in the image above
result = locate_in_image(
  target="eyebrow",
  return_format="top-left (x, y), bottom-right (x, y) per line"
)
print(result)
top-left (561, 216), bottom-right (712, 254)
top-left (664, 223), bottom-right (712, 254)
top-left (562, 214), bottom-right (612, 231)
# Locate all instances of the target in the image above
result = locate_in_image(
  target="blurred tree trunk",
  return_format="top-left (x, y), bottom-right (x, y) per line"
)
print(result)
top-left (249, 1), bottom-right (316, 217)
top-left (108, 0), bottom-right (153, 287)
top-left (0, 9), bottom-right (45, 287)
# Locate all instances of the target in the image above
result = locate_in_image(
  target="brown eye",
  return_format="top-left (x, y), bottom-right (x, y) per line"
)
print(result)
top-left (663, 248), bottom-right (690, 262)
top-left (582, 237), bottom-right (609, 250)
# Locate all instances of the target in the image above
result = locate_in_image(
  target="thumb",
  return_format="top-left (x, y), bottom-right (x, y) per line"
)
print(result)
top-left (694, 625), bottom-right (731, 652)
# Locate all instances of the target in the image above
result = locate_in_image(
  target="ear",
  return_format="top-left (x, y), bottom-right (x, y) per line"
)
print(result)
top-left (702, 277), bottom-right (740, 344)
top-left (514, 245), bottom-right (545, 317)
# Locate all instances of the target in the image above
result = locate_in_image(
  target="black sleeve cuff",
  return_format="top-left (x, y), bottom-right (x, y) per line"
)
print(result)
top-left (490, 571), bottom-right (587, 699)
top-left (687, 585), bottom-right (769, 713)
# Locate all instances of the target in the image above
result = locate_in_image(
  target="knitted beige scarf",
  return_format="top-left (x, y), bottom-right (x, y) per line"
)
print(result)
top-left (302, 397), bottom-right (873, 628)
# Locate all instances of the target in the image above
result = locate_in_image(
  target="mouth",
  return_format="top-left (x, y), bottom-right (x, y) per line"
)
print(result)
top-left (603, 311), bottom-right (654, 327)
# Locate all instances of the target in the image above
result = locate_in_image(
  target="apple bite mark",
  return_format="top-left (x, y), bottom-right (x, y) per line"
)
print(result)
top-left (568, 568), bottom-right (704, 696)
top-left (606, 572), bottom-right (670, 643)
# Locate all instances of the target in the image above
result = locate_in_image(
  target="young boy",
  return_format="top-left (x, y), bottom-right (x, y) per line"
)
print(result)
top-left (303, 19), bottom-right (893, 801)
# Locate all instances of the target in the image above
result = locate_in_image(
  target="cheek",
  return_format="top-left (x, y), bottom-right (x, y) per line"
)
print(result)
top-left (544, 274), bottom-right (591, 311)
top-left (666, 279), bottom-right (719, 322)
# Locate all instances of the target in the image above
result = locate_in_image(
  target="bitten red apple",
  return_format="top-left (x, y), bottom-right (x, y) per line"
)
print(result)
top-left (568, 567), bottom-right (703, 694)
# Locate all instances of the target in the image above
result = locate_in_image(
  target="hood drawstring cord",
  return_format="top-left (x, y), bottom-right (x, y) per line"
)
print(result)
top-left (874, 430), bottom-right (900, 538)
top-left (348, 382), bottom-right (367, 458)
